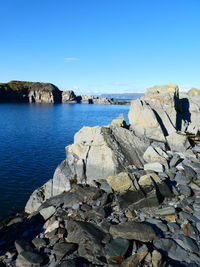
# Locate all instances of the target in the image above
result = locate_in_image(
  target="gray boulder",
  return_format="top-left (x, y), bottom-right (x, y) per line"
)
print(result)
top-left (25, 124), bottom-right (150, 213)
top-left (62, 90), bottom-right (77, 103)
top-left (128, 83), bottom-right (200, 144)
top-left (166, 132), bottom-right (191, 152)
top-left (110, 221), bottom-right (157, 242)
top-left (128, 84), bottom-right (180, 142)
top-left (66, 220), bottom-right (107, 264)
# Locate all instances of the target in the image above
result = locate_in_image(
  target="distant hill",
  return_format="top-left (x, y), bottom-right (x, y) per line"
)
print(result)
top-left (100, 93), bottom-right (144, 99)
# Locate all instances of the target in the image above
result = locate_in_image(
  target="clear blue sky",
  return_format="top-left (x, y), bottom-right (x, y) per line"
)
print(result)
top-left (1, 0), bottom-right (200, 94)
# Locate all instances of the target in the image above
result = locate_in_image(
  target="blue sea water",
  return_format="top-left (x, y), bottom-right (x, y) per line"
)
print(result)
top-left (0, 103), bottom-right (129, 218)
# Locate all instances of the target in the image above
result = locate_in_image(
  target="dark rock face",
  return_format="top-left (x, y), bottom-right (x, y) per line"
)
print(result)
top-left (109, 221), bottom-right (158, 242)
top-left (0, 81), bottom-right (62, 103)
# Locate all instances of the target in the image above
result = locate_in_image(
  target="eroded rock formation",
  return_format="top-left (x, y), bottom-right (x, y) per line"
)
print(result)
top-left (129, 83), bottom-right (200, 142)
top-left (0, 81), bottom-right (62, 103)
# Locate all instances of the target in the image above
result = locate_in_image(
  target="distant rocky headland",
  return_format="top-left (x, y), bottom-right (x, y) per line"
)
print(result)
top-left (100, 93), bottom-right (144, 99)
top-left (0, 80), bottom-right (130, 105)
top-left (1, 83), bottom-right (200, 266)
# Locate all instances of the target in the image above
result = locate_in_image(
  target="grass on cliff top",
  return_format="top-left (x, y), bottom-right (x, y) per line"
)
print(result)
top-left (0, 81), bottom-right (56, 92)
top-left (0, 81), bottom-right (33, 91)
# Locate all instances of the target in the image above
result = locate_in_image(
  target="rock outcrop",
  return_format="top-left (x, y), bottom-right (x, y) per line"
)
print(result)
top-left (62, 90), bottom-right (77, 103)
top-left (0, 81), bottom-right (62, 103)
top-left (0, 81), bottom-right (130, 105)
top-left (25, 122), bottom-right (151, 213)
top-left (188, 88), bottom-right (200, 97)
top-left (76, 95), bottom-right (114, 104)
top-left (129, 83), bottom-right (200, 142)
top-left (128, 84), bottom-right (181, 142)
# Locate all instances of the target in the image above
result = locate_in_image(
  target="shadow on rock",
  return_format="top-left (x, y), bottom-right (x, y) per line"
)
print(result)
top-left (0, 213), bottom-right (45, 255)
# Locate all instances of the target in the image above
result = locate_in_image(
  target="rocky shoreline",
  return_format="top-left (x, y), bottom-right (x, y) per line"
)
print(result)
top-left (0, 81), bottom-right (130, 105)
top-left (1, 84), bottom-right (200, 266)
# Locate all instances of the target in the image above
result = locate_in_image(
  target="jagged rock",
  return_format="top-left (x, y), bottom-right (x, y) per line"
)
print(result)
top-left (152, 250), bottom-right (162, 267)
top-left (136, 244), bottom-right (149, 263)
top-left (65, 220), bottom-right (107, 264)
top-left (167, 222), bottom-right (180, 232)
top-left (129, 84), bottom-right (181, 142)
top-left (32, 238), bottom-right (47, 249)
top-left (104, 238), bottom-right (130, 262)
top-left (52, 160), bottom-right (73, 196)
top-left (175, 171), bottom-right (192, 185)
top-left (52, 242), bottom-right (77, 260)
top-left (111, 114), bottom-right (127, 127)
top-left (107, 172), bottom-right (135, 194)
top-left (62, 90), bottom-right (77, 103)
top-left (169, 154), bottom-right (182, 168)
top-left (25, 179), bottom-right (53, 214)
top-left (26, 124), bottom-right (151, 213)
top-left (176, 236), bottom-right (199, 253)
top-left (186, 122), bottom-right (199, 135)
top-left (67, 125), bottom-right (148, 184)
top-left (79, 95), bottom-right (114, 104)
top-left (129, 83), bottom-right (200, 143)
top-left (138, 173), bottom-right (162, 187)
top-left (183, 164), bottom-right (197, 179)
top-left (44, 220), bottom-right (59, 233)
top-left (119, 188), bottom-right (160, 210)
top-left (82, 206), bottom-right (105, 221)
top-left (120, 255), bottom-right (140, 267)
top-left (39, 206), bottom-right (56, 221)
top-left (16, 251), bottom-right (47, 266)
top-left (166, 132), bottom-right (191, 152)
top-left (128, 99), bottom-right (166, 142)
top-left (178, 185), bottom-right (192, 197)
top-left (143, 146), bottom-right (168, 164)
top-left (153, 238), bottom-right (189, 262)
top-left (146, 218), bottom-right (168, 232)
top-left (99, 180), bottom-right (113, 194)
top-left (110, 221), bottom-right (157, 242)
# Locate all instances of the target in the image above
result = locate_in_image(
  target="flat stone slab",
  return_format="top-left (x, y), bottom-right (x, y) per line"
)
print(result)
top-left (144, 162), bottom-right (164, 172)
top-left (110, 221), bottom-right (157, 242)
top-left (104, 238), bottom-right (130, 259)
top-left (17, 251), bottom-right (46, 265)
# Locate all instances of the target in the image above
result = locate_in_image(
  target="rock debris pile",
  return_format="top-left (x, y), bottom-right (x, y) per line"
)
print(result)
top-left (0, 84), bottom-right (200, 266)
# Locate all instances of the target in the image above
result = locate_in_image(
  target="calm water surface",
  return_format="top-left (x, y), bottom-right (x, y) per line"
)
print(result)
top-left (0, 103), bottom-right (129, 218)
